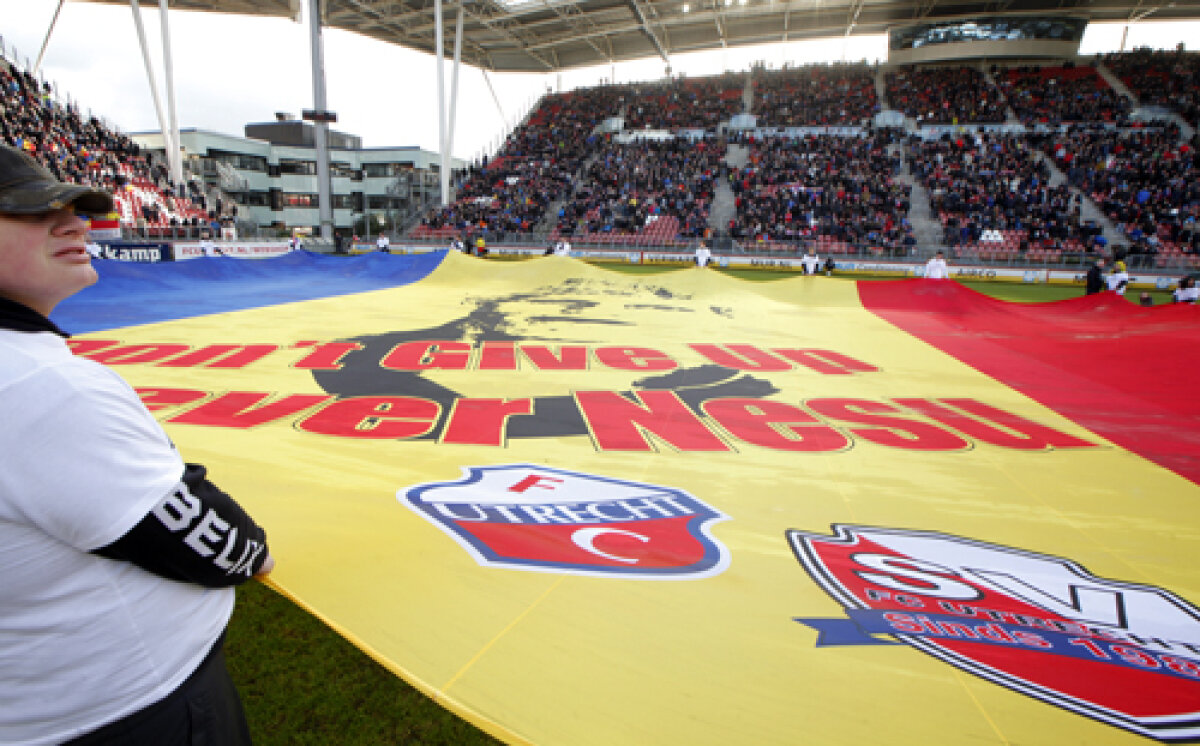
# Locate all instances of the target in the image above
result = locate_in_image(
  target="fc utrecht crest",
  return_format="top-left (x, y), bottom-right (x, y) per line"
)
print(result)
top-left (401, 464), bottom-right (731, 579)
top-left (789, 525), bottom-right (1200, 742)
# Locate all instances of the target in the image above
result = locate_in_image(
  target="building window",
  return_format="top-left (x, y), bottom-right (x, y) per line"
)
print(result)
top-left (208, 150), bottom-right (268, 172)
top-left (279, 159), bottom-right (317, 175)
top-left (363, 162), bottom-right (413, 177)
top-left (283, 193), bottom-right (318, 207)
top-left (367, 195), bottom-right (404, 210)
top-left (237, 191), bottom-right (270, 206)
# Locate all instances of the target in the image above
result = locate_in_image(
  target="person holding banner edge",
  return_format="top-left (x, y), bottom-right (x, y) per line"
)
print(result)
top-left (0, 143), bottom-right (273, 745)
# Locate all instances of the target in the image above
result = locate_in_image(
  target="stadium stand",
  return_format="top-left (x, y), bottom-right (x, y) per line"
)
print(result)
top-left (754, 63), bottom-right (880, 127)
top-left (623, 73), bottom-right (745, 132)
top-left (909, 132), bottom-right (1090, 262)
top-left (553, 136), bottom-right (724, 244)
top-left (1043, 123), bottom-right (1199, 262)
top-left (411, 85), bottom-right (629, 240)
top-left (0, 58), bottom-right (213, 236)
top-left (730, 132), bottom-right (913, 254)
top-left (996, 63), bottom-right (1133, 125)
top-left (884, 66), bottom-right (1007, 124)
top-left (1102, 49), bottom-right (1200, 125)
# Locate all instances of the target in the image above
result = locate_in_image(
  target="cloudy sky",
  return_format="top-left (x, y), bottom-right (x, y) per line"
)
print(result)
top-left (4, 1), bottom-right (1197, 160)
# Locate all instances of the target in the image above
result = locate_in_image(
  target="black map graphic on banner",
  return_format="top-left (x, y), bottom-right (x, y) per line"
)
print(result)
top-left (312, 278), bottom-right (779, 439)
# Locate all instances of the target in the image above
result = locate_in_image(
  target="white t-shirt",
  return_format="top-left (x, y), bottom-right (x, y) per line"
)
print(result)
top-left (1174, 286), bottom-right (1199, 303)
top-left (924, 257), bottom-right (949, 279)
top-left (0, 330), bottom-right (233, 745)
top-left (801, 253), bottom-right (820, 274)
top-left (376, 235), bottom-right (390, 251)
top-left (1108, 271), bottom-right (1130, 295)
top-left (695, 246), bottom-right (712, 266)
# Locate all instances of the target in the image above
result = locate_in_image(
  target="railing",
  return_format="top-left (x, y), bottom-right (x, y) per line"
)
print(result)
top-left (119, 224), bottom-right (252, 241)
top-left (393, 231), bottom-right (1200, 275)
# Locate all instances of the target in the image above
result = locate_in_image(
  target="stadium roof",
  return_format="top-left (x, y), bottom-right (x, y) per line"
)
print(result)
top-left (78, 0), bottom-right (1195, 73)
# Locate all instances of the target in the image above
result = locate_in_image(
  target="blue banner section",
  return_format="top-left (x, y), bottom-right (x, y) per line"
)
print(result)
top-left (53, 250), bottom-right (448, 334)
top-left (798, 609), bottom-right (1200, 683)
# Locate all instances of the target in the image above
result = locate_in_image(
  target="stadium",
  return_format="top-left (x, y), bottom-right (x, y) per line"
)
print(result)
top-left (3, 0), bottom-right (1200, 744)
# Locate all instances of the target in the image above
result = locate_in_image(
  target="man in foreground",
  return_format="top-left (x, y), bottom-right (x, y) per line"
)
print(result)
top-left (0, 144), bottom-right (273, 745)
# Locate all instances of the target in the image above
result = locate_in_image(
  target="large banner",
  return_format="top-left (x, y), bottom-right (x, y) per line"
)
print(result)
top-left (55, 253), bottom-right (1200, 745)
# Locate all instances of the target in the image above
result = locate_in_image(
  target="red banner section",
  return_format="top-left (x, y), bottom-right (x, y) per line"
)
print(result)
top-left (858, 279), bottom-right (1200, 484)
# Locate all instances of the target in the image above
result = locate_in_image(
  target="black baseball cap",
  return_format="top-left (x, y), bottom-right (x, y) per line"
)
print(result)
top-left (0, 143), bottom-right (113, 216)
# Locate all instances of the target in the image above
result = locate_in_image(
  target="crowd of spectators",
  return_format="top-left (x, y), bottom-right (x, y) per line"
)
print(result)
top-left (909, 132), bottom-right (1088, 255)
top-left (754, 63), bottom-right (879, 127)
top-left (997, 64), bottom-right (1133, 125)
top-left (1103, 48), bottom-right (1200, 126)
top-left (1, 60), bottom-right (212, 232)
top-left (416, 85), bottom-right (629, 237)
top-left (413, 56), bottom-right (1198, 263)
top-left (729, 133), bottom-right (913, 251)
top-left (623, 73), bottom-right (745, 132)
top-left (556, 136), bottom-right (725, 239)
top-left (1043, 124), bottom-right (1199, 258)
top-left (885, 66), bottom-right (1007, 124)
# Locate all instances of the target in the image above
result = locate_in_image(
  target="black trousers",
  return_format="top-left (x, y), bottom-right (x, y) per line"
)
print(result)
top-left (66, 634), bottom-right (252, 746)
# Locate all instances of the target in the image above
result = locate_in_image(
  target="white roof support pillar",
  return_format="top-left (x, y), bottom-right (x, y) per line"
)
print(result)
top-left (33, 0), bottom-right (66, 75)
top-left (483, 69), bottom-right (507, 136)
top-left (128, 0), bottom-right (179, 188)
top-left (435, 0), bottom-right (448, 206)
top-left (446, 5), bottom-right (464, 183)
top-left (157, 0), bottom-right (184, 185)
top-left (308, 0), bottom-right (334, 240)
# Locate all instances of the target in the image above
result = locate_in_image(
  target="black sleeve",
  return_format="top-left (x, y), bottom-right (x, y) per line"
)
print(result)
top-left (93, 463), bottom-right (269, 587)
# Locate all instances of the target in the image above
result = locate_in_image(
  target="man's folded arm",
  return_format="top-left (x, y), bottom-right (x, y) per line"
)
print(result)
top-left (93, 463), bottom-right (270, 587)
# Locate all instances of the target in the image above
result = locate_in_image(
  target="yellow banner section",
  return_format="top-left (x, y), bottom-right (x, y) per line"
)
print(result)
top-left (78, 254), bottom-right (1200, 745)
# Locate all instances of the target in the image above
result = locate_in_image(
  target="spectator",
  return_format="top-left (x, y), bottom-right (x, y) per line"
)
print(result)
top-left (376, 233), bottom-right (390, 253)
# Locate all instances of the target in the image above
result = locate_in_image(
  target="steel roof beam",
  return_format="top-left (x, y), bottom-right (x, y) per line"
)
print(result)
top-left (629, 0), bottom-right (672, 64)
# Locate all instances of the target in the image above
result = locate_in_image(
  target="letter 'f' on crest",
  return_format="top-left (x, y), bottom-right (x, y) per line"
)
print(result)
top-left (508, 474), bottom-right (566, 493)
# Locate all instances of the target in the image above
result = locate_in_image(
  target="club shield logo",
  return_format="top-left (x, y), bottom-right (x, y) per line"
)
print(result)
top-left (402, 464), bottom-right (731, 579)
top-left (789, 525), bottom-right (1200, 742)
